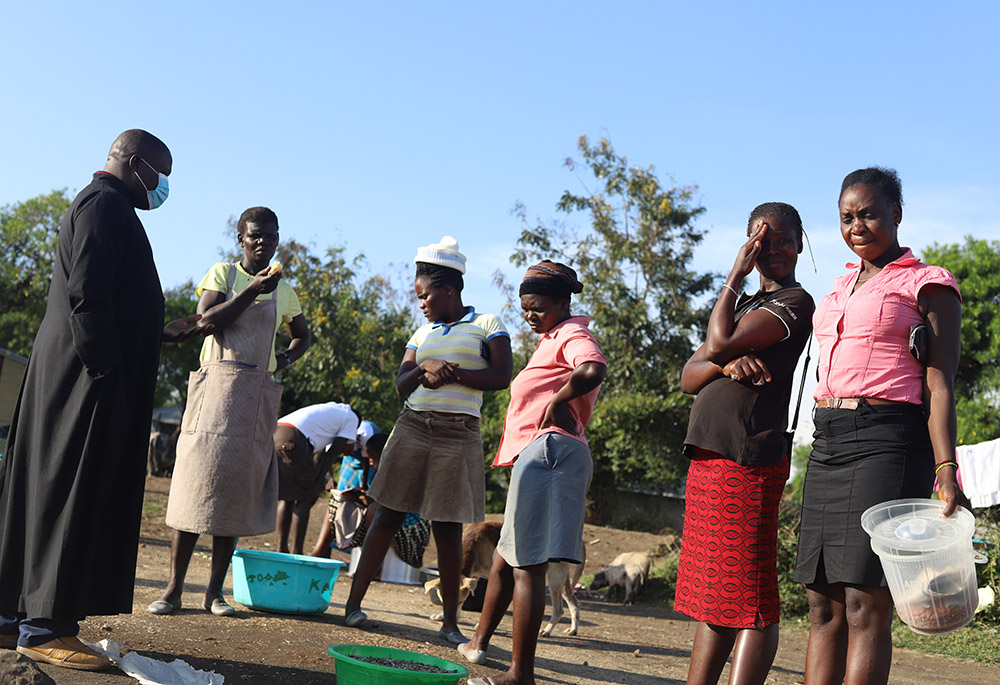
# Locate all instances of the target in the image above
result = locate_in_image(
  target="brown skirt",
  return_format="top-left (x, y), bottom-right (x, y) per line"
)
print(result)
top-left (367, 406), bottom-right (485, 523)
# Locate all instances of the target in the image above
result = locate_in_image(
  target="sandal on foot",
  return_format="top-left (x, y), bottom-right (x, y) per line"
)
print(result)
top-left (438, 629), bottom-right (469, 645)
top-left (147, 599), bottom-right (179, 615)
top-left (203, 598), bottom-right (236, 616)
top-left (0, 633), bottom-right (17, 649)
top-left (345, 609), bottom-right (367, 628)
top-left (457, 641), bottom-right (486, 664)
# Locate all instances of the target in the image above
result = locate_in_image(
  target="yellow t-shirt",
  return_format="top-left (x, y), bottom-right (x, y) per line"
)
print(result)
top-left (196, 261), bottom-right (303, 372)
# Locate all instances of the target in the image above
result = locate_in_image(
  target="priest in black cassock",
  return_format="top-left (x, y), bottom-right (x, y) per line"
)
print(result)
top-left (0, 130), bottom-right (209, 671)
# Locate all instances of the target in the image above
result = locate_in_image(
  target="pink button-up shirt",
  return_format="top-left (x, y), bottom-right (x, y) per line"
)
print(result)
top-left (813, 248), bottom-right (960, 404)
top-left (493, 317), bottom-right (606, 467)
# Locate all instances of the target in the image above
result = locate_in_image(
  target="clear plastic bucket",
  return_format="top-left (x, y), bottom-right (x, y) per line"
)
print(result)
top-left (861, 498), bottom-right (983, 635)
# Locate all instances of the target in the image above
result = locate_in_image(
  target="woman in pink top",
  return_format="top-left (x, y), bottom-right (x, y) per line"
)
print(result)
top-left (458, 261), bottom-right (606, 685)
top-left (793, 167), bottom-right (971, 685)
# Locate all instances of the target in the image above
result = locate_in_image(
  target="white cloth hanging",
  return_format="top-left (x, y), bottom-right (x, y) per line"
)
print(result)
top-left (955, 437), bottom-right (1000, 509)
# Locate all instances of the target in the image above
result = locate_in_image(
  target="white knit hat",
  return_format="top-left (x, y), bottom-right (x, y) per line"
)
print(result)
top-left (413, 235), bottom-right (467, 274)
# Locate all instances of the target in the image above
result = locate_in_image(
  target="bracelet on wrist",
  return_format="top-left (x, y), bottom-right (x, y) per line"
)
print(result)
top-left (934, 460), bottom-right (958, 475)
top-left (722, 283), bottom-right (739, 297)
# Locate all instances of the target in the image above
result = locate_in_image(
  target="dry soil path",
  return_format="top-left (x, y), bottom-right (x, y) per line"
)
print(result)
top-left (23, 475), bottom-right (999, 684)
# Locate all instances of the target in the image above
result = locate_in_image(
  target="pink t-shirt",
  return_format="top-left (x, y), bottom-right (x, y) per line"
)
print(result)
top-left (814, 248), bottom-right (960, 405)
top-left (492, 317), bottom-right (606, 467)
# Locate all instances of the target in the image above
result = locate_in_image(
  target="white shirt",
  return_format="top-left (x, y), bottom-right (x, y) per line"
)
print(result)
top-left (278, 402), bottom-right (358, 452)
top-left (356, 420), bottom-right (378, 452)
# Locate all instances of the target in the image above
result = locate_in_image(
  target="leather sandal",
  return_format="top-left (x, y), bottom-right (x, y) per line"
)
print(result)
top-left (16, 636), bottom-right (113, 671)
top-left (0, 633), bottom-right (17, 650)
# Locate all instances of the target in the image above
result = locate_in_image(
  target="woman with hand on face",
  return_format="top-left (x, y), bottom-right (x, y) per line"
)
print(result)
top-left (675, 203), bottom-right (814, 685)
top-left (459, 261), bottom-right (606, 685)
top-left (793, 168), bottom-right (970, 685)
top-left (343, 236), bottom-right (512, 645)
top-left (149, 206), bottom-right (311, 617)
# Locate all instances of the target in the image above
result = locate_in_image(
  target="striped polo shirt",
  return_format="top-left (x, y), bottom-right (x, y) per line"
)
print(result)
top-left (405, 307), bottom-right (509, 417)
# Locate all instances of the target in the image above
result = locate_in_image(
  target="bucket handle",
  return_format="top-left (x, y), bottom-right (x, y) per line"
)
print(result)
top-left (974, 551), bottom-right (988, 564)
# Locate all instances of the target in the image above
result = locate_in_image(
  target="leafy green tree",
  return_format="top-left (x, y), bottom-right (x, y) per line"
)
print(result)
top-left (0, 190), bottom-right (72, 355)
top-left (923, 237), bottom-right (1000, 444)
top-left (507, 135), bottom-right (716, 521)
top-left (479, 386), bottom-right (515, 512)
top-left (274, 245), bottom-right (415, 431)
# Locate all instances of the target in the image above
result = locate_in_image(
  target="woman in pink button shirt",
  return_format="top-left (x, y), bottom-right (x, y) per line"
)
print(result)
top-left (458, 260), bottom-right (606, 685)
top-left (793, 167), bottom-right (971, 685)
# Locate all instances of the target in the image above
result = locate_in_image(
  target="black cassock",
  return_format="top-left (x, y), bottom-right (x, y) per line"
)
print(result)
top-left (0, 173), bottom-right (164, 619)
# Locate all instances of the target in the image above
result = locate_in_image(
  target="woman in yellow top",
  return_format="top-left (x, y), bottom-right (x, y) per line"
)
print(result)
top-left (149, 206), bottom-right (310, 616)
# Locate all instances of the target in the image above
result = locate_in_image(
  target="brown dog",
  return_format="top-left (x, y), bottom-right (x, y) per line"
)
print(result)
top-left (425, 520), bottom-right (585, 636)
top-left (425, 521), bottom-right (501, 622)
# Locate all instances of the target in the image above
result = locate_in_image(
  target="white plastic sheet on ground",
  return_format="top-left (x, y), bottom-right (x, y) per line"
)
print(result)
top-left (87, 639), bottom-right (224, 685)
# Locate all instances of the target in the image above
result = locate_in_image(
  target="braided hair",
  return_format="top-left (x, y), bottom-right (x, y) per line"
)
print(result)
top-left (415, 261), bottom-right (464, 292)
top-left (747, 202), bottom-right (803, 248)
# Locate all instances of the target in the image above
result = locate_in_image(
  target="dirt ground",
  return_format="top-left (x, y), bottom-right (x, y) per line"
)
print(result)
top-left (24, 474), bottom-right (999, 684)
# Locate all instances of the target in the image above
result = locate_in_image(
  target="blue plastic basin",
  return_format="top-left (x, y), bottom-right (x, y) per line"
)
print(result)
top-left (232, 548), bottom-right (346, 614)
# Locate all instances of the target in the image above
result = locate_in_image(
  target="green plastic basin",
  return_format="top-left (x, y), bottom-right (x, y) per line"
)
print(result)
top-left (328, 644), bottom-right (469, 684)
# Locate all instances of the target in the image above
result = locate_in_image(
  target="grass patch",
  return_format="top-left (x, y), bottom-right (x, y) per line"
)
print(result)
top-left (643, 553), bottom-right (679, 606)
top-left (142, 500), bottom-right (164, 518)
top-left (782, 607), bottom-right (1000, 663)
top-left (891, 616), bottom-right (1000, 664)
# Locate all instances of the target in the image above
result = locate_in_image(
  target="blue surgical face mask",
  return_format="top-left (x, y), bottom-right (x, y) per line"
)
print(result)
top-left (135, 158), bottom-right (170, 210)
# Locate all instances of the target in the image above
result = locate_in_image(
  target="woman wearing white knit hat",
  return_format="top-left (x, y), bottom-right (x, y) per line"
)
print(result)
top-left (343, 236), bottom-right (513, 644)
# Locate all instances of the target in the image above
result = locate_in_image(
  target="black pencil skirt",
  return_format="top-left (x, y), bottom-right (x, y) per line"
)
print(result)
top-left (793, 402), bottom-right (934, 587)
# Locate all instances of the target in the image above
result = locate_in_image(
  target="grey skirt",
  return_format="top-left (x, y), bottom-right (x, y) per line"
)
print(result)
top-left (793, 402), bottom-right (934, 587)
top-left (367, 406), bottom-right (485, 523)
top-left (497, 432), bottom-right (592, 567)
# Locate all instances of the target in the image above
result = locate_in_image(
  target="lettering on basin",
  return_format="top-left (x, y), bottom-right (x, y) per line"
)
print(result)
top-left (246, 569), bottom-right (293, 586)
top-left (244, 569), bottom-right (330, 594)
top-left (309, 578), bottom-right (331, 593)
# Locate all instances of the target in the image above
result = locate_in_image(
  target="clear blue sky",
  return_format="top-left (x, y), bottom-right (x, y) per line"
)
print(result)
top-left (2, 2), bottom-right (998, 436)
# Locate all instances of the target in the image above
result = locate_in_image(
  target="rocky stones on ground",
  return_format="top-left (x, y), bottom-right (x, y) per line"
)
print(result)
top-left (0, 651), bottom-right (57, 685)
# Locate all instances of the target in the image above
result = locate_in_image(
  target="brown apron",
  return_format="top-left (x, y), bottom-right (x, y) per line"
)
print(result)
top-left (166, 265), bottom-right (283, 536)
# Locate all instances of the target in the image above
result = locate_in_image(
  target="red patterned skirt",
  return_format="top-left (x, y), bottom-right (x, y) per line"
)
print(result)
top-left (674, 447), bottom-right (789, 628)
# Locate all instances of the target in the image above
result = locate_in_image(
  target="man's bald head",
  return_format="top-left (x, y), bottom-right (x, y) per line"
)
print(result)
top-left (103, 129), bottom-right (172, 210)
top-left (108, 129), bottom-right (170, 163)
